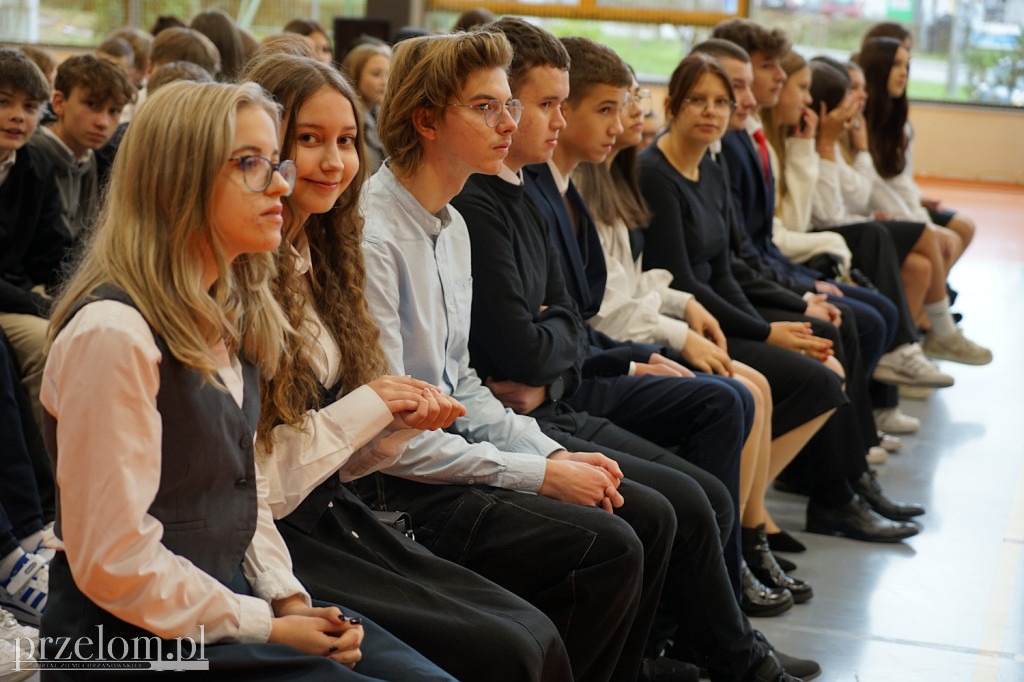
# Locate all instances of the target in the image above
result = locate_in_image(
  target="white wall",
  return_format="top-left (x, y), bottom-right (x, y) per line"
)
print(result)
top-left (909, 102), bottom-right (1024, 184)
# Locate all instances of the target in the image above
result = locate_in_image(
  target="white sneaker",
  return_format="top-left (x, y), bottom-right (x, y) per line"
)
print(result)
top-left (899, 385), bottom-right (934, 400)
top-left (0, 637), bottom-right (35, 682)
top-left (867, 446), bottom-right (889, 465)
top-left (0, 608), bottom-right (37, 648)
top-left (873, 343), bottom-right (954, 388)
top-left (878, 432), bottom-right (903, 452)
top-left (0, 554), bottom-right (48, 626)
top-left (874, 407), bottom-right (921, 434)
top-left (922, 329), bottom-right (993, 366)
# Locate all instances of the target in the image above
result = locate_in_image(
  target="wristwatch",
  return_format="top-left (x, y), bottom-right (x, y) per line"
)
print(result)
top-left (547, 376), bottom-right (565, 403)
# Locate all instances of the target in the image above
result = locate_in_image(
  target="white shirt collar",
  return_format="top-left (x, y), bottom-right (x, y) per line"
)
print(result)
top-left (546, 158), bottom-right (571, 197)
top-left (497, 163), bottom-right (524, 186)
top-left (0, 150), bottom-right (15, 185)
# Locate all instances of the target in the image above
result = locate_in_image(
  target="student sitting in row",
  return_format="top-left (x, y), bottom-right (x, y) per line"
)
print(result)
top-left (0, 49), bottom-right (73, 432)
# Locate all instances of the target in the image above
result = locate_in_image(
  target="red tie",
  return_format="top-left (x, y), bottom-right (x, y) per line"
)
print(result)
top-left (752, 129), bottom-right (771, 187)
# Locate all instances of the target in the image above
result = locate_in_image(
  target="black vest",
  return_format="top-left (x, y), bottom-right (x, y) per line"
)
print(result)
top-left (42, 286), bottom-right (260, 643)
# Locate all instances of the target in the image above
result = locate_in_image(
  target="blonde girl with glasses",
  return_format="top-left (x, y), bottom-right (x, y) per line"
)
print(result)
top-left (39, 80), bottom-right (445, 680)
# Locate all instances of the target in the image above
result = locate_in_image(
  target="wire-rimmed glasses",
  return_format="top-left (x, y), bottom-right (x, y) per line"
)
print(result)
top-left (446, 98), bottom-right (524, 128)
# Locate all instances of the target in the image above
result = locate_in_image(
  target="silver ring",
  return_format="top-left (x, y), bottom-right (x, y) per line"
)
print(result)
top-left (800, 349), bottom-right (806, 355)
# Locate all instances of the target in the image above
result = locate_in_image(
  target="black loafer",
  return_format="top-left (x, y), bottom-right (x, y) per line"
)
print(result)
top-left (638, 656), bottom-right (700, 682)
top-left (851, 471), bottom-right (926, 521)
top-left (806, 495), bottom-right (920, 543)
top-left (740, 561), bottom-right (794, 617)
top-left (749, 650), bottom-right (802, 682)
top-left (743, 525), bottom-right (812, 604)
top-left (753, 631), bottom-right (821, 680)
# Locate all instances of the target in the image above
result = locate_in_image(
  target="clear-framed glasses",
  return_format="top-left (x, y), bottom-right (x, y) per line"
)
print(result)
top-left (228, 155), bottom-right (298, 196)
top-left (625, 88), bottom-right (653, 115)
top-left (446, 98), bottom-right (524, 127)
top-left (681, 96), bottom-right (737, 115)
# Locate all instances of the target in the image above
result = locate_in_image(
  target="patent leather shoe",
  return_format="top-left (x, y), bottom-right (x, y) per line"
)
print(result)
top-left (851, 471), bottom-right (925, 521)
top-left (740, 560), bottom-right (793, 617)
top-left (806, 495), bottom-right (920, 542)
top-left (743, 524), bottom-right (813, 603)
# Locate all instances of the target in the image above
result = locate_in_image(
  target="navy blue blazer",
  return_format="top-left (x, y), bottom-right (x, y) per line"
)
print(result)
top-left (720, 129), bottom-right (819, 286)
top-left (523, 162), bottom-right (661, 373)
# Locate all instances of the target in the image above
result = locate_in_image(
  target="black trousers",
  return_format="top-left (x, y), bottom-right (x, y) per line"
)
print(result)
top-left (42, 555), bottom-right (453, 682)
top-left (757, 307), bottom-right (870, 493)
top-left (532, 407), bottom-right (762, 682)
top-left (350, 472), bottom-right (674, 682)
top-left (566, 372), bottom-right (752, 598)
top-left (278, 482), bottom-right (573, 682)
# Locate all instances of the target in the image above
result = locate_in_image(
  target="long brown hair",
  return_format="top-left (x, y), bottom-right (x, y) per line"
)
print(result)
top-left (244, 54), bottom-right (387, 450)
top-left (760, 50), bottom-right (807, 199)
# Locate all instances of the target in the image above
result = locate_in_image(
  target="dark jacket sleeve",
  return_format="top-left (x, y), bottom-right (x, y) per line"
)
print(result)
top-left (459, 188), bottom-right (587, 396)
top-left (640, 156), bottom-right (770, 341)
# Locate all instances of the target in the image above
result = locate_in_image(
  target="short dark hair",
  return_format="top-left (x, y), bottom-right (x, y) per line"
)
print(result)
top-left (863, 22), bottom-right (911, 48)
top-left (489, 17), bottom-right (569, 95)
top-left (559, 36), bottom-right (630, 106)
top-left (111, 27), bottom-right (153, 71)
top-left (711, 19), bottom-right (791, 60)
top-left (690, 38), bottom-right (750, 63)
top-left (665, 52), bottom-right (736, 121)
top-left (150, 15), bottom-right (186, 37)
top-left (98, 36), bottom-right (134, 68)
top-left (150, 27), bottom-right (221, 75)
top-left (54, 53), bottom-right (136, 106)
top-left (0, 48), bottom-right (50, 102)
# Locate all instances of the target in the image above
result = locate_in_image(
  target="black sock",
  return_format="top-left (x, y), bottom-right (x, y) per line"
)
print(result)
top-left (810, 478), bottom-right (855, 509)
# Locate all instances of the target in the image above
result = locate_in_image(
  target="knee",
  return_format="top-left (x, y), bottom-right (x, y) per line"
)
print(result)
top-left (950, 213), bottom-right (976, 246)
top-left (902, 252), bottom-right (931, 287)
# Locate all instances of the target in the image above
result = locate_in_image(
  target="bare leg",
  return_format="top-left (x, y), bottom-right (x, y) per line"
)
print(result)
top-left (733, 364), bottom-right (771, 527)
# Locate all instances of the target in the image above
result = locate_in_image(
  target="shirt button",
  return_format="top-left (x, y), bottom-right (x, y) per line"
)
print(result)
top-left (235, 478), bottom-right (248, 488)
top-left (238, 434), bottom-right (251, 449)
top-left (327, 501), bottom-right (334, 508)
top-left (448, 304), bottom-right (455, 313)
top-left (351, 531), bottom-right (360, 539)
top-left (467, 478), bottom-right (474, 485)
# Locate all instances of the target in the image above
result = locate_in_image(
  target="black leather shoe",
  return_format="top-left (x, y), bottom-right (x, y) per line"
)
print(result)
top-left (753, 631), bottom-right (821, 680)
top-left (743, 524), bottom-right (813, 604)
top-left (748, 650), bottom-right (802, 682)
top-left (638, 656), bottom-right (700, 682)
top-left (851, 471), bottom-right (926, 521)
top-left (767, 529), bottom-right (806, 553)
top-left (806, 495), bottom-right (920, 542)
top-left (740, 560), bottom-right (794, 617)
top-left (773, 554), bottom-right (798, 572)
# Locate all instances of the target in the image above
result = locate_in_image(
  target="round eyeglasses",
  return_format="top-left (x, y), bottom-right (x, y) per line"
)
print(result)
top-left (681, 96), bottom-right (738, 115)
top-left (446, 98), bottom-right (524, 128)
top-left (228, 155), bottom-right (298, 196)
top-left (625, 88), bottom-right (653, 115)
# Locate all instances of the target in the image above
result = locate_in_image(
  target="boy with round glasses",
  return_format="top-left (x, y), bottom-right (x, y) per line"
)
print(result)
top-left (356, 29), bottom-right (675, 682)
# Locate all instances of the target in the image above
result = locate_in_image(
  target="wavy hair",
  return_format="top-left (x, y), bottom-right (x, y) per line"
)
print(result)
top-left (243, 53), bottom-right (387, 451)
top-left (47, 81), bottom-right (289, 382)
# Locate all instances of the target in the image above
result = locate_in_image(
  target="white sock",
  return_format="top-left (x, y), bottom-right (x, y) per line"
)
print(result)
top-left (18, 531), bottom-right (44, 556)
top-left (924, 297), bottom-right (957, 337)
top-left (0, 547), bottom-right (25, 583)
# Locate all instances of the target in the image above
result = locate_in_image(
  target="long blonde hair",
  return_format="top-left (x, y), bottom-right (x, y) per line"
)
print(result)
top-left (761, 51), bottom-right (807, 200)
top-left (47, 81), bottom-right (290, 381)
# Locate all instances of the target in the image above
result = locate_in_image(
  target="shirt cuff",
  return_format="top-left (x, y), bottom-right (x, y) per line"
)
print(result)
top-left (628, 361), bottom-right (637, 376)
top-left (489, 451), bottom-right (548, 493)
top-left (657, 315), bottom-right (691, 351)
top-left (249, 569), bottom-right (311, 608)
top-left (236, 595), bottom-right (275, 644)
